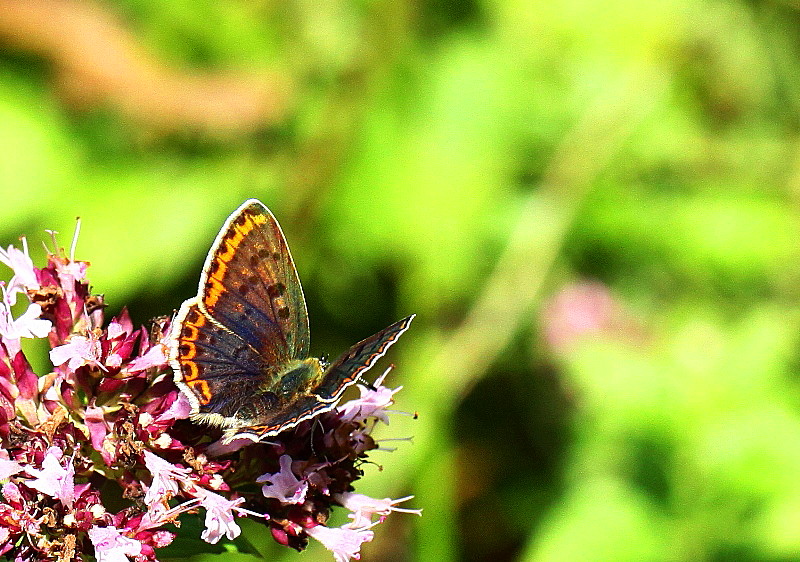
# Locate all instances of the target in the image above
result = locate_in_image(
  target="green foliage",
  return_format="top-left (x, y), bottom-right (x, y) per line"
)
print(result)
top-left (1, 0), bottom-right (800, 560)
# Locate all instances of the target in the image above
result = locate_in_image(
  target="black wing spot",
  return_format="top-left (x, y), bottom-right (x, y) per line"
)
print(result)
top-left (267, 282), bottom-right (286, 298)
top-left (277, 307), bottom-right (291, 319)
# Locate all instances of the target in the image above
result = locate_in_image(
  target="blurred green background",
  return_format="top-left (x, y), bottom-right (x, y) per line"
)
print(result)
top-left (2, 0), bottom-right (800, 560)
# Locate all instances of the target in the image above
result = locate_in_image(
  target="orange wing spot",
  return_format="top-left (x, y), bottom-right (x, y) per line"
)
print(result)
top-left (180, 341), bottom-right (197, 360)
top-left (182, 324), bottom-right (199, 340)
top-left (203, 278), bottom-right (227, 307)
top-left (215, 236), bottom-right (239, 263)
top-left (188, 379), bottom-right (213, 404)
top-left (185, 310), bottom-right (206, 327)
top-left (209, 258), bottom-right (228, 280)
top-left (181, 361), bottom-right (200, 381)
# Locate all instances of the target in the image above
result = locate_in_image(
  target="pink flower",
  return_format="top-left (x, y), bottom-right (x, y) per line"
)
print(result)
top-left (142, 451), bottom-right (192, 508)
top-left (205, 433), bottom-right (260, 457)
top-left (256, 455), bottom-right (308, 505)
top-left (84, 404), bottom-right (110, 457)
top-left (0, 288), bottom-right (51, 354)
top-left (125, 342), bottom-right (168, 373)
top-left (306, 523), bottom-right (375, 562)
top-left (23, 446), bottom-right (75, 508)
top-left (0, 239), bottom-right (39, 304)
top-left (338, 367), bottom-right (401, 424)
top-left (88, 525), bottom-right (142, 562)
top-left (335, 493), bottom-right (421, 528)
top-left (193, 487), bottom-right (246, 544)
top-left (49, 332), bottom-right (106, 371)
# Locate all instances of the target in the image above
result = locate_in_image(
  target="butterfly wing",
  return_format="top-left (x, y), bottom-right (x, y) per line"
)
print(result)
top-left (170, 300), bottom-right (272, 425)
top-left (196, 199), bottom-right (309, 363)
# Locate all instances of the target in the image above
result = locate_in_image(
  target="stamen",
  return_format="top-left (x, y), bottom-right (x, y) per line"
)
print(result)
top-left (43, 229), bottom-right (59, 255)
top-left (381, 408), bottom-right (416, 418)
top-left (234, 505), bottom-right (268, 519)
top-left (70, 218), bottom-right (81, 262)
top-left (376, 436), bottom-right (414, 443)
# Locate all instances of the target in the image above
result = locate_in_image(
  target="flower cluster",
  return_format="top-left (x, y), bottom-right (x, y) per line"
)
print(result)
top-left (0, 230), bottom-right (418, 561)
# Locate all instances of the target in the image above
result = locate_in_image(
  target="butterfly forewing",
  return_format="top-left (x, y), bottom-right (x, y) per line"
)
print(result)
top-left (315, 314), bottom-right (415, 401)
top-left (197, 200), bottom-right (310, 362)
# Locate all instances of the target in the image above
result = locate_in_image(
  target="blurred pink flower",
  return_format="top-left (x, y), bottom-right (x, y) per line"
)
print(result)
top-left (542, 280), bottom-right (620, 353)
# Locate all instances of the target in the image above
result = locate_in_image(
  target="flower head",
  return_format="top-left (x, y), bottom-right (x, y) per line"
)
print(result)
top-left (336, 492), bottom-right (422, 528)
top-left (142, 451), bottom-right (193, 508)
top-left (0, 285), bottom-right (51, 356)
top-left (50, 332), bottom-right (106, 372)
top-left (194, 487), bottom-right (247, 544)
top-left (338, 366), bottom-right (402, 425)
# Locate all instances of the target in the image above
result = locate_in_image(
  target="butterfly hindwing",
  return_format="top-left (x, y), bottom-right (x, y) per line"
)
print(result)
top-left (222, 395), bottom-right (334, 441)
top-left (197, 199), bottom-right (309, 363)
top-left (170, 300), bottom-right (273, 422)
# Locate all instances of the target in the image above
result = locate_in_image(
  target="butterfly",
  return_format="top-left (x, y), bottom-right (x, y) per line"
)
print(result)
top-left (169, 199), bottom-right (414, 442)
